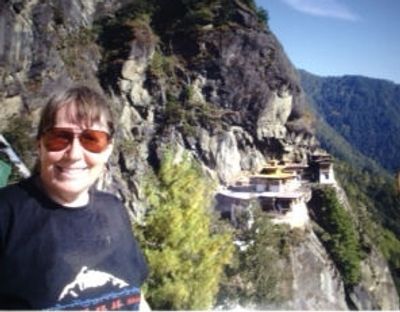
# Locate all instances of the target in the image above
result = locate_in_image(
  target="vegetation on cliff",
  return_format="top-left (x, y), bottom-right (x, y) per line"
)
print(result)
top-left (94, 0), bottom-right (267, 82)
top-left (93, 0), bottom-right (287, 139)
top-left (309, 186), bottom-right (362, 287)
top-left (135, 149), bottom-right (233, 309)
top-left (217, 206), bottom-right (305, 309)
top-left (336, 163), bottom-right (400, 293)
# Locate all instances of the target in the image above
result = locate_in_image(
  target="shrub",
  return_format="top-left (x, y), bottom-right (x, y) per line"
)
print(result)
top-left (136, 148), bottom-right (233, 309)
top-left (148, 50), bottom-right (177, 80)
top-left (256, 6), bottom-right (269, 25)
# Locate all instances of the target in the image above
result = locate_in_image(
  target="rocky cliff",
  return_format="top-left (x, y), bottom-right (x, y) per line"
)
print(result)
top-left (0, 0), bottom-right (398, 309)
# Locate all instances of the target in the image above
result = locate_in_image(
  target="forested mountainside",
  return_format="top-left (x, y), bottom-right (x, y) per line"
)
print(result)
top-left (299, 68), bottom-right (400, 300)
top-left (299, 69), bottom-right (400, 174)
top-left (0, 0), bottom-right (399, 310)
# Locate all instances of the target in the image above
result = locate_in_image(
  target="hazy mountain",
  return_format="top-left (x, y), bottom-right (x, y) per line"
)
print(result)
top-left (299, 69), bottom-right (400, 174)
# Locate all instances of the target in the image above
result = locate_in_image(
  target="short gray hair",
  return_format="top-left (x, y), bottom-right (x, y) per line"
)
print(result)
top-left (37, 85), bottom-right (115, 139)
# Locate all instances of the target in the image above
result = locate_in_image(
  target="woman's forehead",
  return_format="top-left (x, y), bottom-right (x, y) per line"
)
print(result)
top-left (55, 102), bottom-right (107, 128)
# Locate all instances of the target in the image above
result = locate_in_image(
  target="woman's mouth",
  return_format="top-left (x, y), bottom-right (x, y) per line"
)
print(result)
top-left (56, 166), bottom-right (88, 178)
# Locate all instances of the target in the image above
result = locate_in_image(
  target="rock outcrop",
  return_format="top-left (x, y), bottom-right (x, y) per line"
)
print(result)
top-left (350, 246), bottom-right (400, 310)
top-left (288, 230), bottom-right (348, 310)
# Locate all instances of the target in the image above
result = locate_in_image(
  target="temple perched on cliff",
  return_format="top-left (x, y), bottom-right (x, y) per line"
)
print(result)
top-left (215, 152), bottom-right (335, 228)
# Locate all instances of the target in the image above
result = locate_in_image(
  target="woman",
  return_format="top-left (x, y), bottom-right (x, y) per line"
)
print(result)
top-left (0, 86), bottom-right (148, 310)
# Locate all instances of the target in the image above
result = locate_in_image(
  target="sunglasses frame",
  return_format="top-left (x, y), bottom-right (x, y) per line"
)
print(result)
top-left (42, 127), bottom-right (112, 153)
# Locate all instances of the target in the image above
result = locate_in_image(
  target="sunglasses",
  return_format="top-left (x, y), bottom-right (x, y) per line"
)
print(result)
top-left (42, 127), bottom-right (112, 153)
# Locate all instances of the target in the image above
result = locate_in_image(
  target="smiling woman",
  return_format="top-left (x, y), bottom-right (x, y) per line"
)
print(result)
top-left (36, 88), bottom-right (114, 207)
top-left (0, 85), bottom-right (148, 310)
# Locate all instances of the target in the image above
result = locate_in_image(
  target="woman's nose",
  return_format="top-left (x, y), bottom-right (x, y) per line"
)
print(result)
top-left (65, 137), bottom-right (84, 160)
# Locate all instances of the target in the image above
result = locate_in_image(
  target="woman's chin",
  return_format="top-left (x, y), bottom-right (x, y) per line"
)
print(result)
top-left (46, 180), bottom-right (91, 205)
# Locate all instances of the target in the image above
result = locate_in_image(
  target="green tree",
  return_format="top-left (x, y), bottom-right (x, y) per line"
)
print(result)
top-left (137, 149), bottom-right (233, 310)
top-left (310, 187), bottom-right (361, 286)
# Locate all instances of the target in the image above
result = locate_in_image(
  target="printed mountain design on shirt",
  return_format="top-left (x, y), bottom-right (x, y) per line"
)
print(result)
top-left (50, 266), bottom-right (141, 311)
top-left (58, 266), bottom-right (129, 300)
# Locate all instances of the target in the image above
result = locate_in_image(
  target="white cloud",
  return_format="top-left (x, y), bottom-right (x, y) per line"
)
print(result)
top-left (280, 0), bottom-right (360, 21)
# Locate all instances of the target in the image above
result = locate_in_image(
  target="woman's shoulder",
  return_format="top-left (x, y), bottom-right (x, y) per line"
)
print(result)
top-left (92, 188), bottom-right (120, 200)
top-left (90, 190), bottom-right (132, 225)
top-left (0, 177), bottom-right (34, 202)
top-left (0, 177), bottom-right (36, 226)
top-left (91, 189), bottom-right (124, 207)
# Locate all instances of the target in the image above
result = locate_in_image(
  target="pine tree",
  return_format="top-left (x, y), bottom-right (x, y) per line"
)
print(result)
top-left (137, 149), bottom-right (233, 310)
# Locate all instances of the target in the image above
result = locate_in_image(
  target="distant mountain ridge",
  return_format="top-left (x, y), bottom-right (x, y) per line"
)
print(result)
top-left (299, 69), bottom-right (400, 174)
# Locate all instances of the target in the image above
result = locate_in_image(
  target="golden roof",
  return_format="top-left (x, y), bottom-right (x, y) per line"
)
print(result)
top-left (251, 172), bottom-right (296, 180)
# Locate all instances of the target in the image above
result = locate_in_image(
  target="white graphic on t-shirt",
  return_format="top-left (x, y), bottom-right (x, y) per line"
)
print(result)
top-left (58, 266), bottom-right (129, 301)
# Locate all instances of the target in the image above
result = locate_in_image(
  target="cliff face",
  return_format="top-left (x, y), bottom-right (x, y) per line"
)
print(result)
top-left (0, 0), bottom-right (103, 100)
top-left (288, 230), bottom-right (348, 310)
top-left (0, 0), bottom-right (314, 180)
top-left (0, 0), bottom-right (398, 309)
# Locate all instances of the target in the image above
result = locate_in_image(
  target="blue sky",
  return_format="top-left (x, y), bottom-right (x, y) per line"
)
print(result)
top-left (255, 0), bottom-right (400, 84)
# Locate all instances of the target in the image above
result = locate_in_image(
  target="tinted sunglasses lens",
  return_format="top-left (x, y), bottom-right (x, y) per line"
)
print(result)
top-left (79, 130), bottom-right (110, 153)
top-left (43, 129), bottom-right (73, 151)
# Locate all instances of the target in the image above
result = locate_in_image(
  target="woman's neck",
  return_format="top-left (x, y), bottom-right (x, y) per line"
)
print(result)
top-left (51, 191), bottom-right (90, 208)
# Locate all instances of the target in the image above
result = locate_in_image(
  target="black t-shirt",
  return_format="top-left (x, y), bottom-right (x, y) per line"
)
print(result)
top-left (0, 177), bottom-right (148, 310)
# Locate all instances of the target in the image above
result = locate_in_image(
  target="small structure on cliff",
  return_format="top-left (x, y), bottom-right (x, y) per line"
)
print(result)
top-left (283, 162), bottom-right (309, 180)
top-left (250, 160), bottom-right (301, 192)
top-left (309, 152), bottom-right (335, 185)
top-left (215, 159), bottom-right (311, 228)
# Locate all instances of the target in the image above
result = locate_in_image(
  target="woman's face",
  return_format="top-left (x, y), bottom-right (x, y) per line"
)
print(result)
top-left (38, 105), bottom-right (113, 206)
